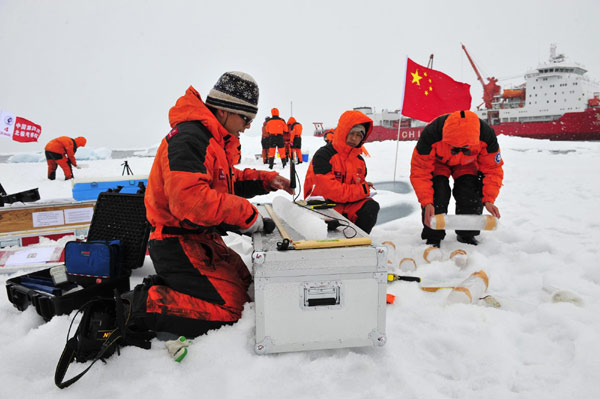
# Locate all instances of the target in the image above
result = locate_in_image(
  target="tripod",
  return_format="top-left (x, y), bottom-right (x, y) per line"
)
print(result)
top-left (121, 160), bottom-right (134, 176)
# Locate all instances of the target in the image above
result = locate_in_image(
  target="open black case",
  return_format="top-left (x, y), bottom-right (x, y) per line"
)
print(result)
top-left (5, 192), bottom-right (150, 321)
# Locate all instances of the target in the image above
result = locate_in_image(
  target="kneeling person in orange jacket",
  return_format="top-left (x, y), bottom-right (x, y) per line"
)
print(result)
top-left (44, 136), bottom-right (87, 180)
top-left (304, 110), bottom-right (379, 234)
top-left (410, 110), bottom-right (504, 247)
top-left (141, 72), bottom-right (294, 338)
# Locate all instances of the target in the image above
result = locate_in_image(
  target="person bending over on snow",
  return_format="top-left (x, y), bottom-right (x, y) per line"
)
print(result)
top-left (44, 136), bottom-right (87, 180)
top-left (142, 72), bottom-right (294, 338)
top-left (410, 110), bottom-right (504, 247)
top-left (304, 110), bottom-right (380, 234)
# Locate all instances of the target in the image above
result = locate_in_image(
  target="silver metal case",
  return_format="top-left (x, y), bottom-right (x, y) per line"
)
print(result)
top-left (252, 204), bottom-right (387, 354)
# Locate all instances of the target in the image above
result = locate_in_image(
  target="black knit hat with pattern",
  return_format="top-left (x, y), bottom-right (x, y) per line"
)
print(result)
top-left (205, 71), bottom-right (259, 120)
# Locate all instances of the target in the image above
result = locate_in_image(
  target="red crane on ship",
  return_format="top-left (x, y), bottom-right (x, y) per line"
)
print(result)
top-left (461, 44), bottom-right (500, 109)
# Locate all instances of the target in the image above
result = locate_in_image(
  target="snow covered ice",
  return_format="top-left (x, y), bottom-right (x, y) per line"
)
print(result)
top-left (1, 134), bottom-right (600, 399)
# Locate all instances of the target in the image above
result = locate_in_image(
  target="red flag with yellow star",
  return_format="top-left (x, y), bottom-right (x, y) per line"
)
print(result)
top-left (401, 57), bottom-right (472, 123)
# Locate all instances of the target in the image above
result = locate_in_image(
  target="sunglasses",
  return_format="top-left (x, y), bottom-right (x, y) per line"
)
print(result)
top-left (450, 146), bottom-right (472, 155)
top-left (238, 114), bottom-right (253, 125)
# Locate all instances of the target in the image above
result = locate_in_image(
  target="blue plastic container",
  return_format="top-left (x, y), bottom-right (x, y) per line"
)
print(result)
top-left (72, 176), bottom-right (148, 201)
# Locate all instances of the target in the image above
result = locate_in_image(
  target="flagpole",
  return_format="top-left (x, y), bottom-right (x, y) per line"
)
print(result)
top-left (394, 56), bottom-right (409, 183)
top-left (392, 114), bottom-right (402, 183)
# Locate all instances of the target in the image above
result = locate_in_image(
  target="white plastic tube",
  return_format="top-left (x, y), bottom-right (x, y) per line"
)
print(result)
top-left (430, 214), bottom-right (498, 231)
top-left (447, 270), bottom-right (489, 304)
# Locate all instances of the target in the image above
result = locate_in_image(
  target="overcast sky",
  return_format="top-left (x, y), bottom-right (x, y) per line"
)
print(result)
top-left (1, 0), bottom-right (599, 153)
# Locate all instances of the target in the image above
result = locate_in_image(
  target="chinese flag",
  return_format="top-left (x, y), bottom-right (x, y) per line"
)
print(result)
top-left (401, 57), bottom-right (472, 123)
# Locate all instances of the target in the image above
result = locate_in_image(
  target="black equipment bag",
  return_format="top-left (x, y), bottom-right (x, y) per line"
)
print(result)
top-left (54, 291), bottom-right (154, 389)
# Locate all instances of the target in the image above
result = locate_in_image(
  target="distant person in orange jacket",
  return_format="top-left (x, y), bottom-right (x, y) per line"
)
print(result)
top-left (288, 117), bottom-right (303, 164)
top-left (283, 119), bottom-right (291, 158)
top-left (323, 128), bottom-right (334, 144)
top-left (304, 110), bottom-right (380, 234)
top-left (410, 110), bottom-right (504, 247)
top-left (264, 108), bottom-right (288, 169)
top-left (261, 116), bottom-right (271, 164)
top-left (142, 72), bottom-right (294, 338)
top-left (44, 136), bottom-right (87, 180)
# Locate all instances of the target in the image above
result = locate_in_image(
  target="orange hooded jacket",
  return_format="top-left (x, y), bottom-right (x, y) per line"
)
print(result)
top-left (145, 86), bottom-right (278, 234)
top-left (410, 111), bottom-right (504, 206)
top-left (44, 136), bottom-right (86, 166)
top-left (287, 117), bottom-right (302, 141)
top-left (304, 110), bottom-right (373, 202)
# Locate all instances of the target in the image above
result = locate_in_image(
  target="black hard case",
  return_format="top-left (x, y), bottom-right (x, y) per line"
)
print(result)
top-left (5, 192), bottom-right (150, 320)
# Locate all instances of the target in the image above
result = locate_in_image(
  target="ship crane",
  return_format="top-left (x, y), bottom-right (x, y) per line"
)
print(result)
top-left (461, 44), bottom-right (501, 109)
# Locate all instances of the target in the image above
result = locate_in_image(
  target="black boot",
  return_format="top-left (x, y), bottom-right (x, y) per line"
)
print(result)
top-left (282, 158), bottom-right (287, 168)
top-left (268, 157), bottom-right (274, 169)
top-left (426, 238), bottom-right (441, 248)
top-left (457, 235), bottom-right (479, 246)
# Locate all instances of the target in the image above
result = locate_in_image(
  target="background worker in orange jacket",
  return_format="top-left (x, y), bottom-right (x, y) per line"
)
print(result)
top-left (261, 116), bottom-right (270, 164)
top-left (264, 108), bottom-right (288, 169)
top-left (410, 110), bottom-right (504, 247)
top-left (304, 110), bottom-right (380, 234)
top-left (142, 72), bottom-right (294, 338)
top-left (323, 128), bottom-right (334, 144)
top-left (44, 136), bottom-right (87, 180)
top-left (288, 116), bottom-right (303, 164)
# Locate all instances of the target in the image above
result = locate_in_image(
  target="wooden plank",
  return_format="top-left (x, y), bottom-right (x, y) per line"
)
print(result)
top-left (0, 201), bottom-right (95, 234)
top-left (293, 237), bottom-right (372, 250)
top-left (263, 204), bottom-right (292, 241)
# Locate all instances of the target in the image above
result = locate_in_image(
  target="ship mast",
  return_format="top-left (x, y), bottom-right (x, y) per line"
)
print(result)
top-left (461, 43), bottom-right (500, 109)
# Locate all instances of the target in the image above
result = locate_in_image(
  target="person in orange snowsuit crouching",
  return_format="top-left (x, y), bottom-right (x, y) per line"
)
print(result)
top-left (410, 110), bottom-right (504, 247)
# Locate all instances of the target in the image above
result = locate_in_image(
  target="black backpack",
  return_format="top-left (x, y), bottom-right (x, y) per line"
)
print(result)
top-left (54, 291), bottom-right (154, 389)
